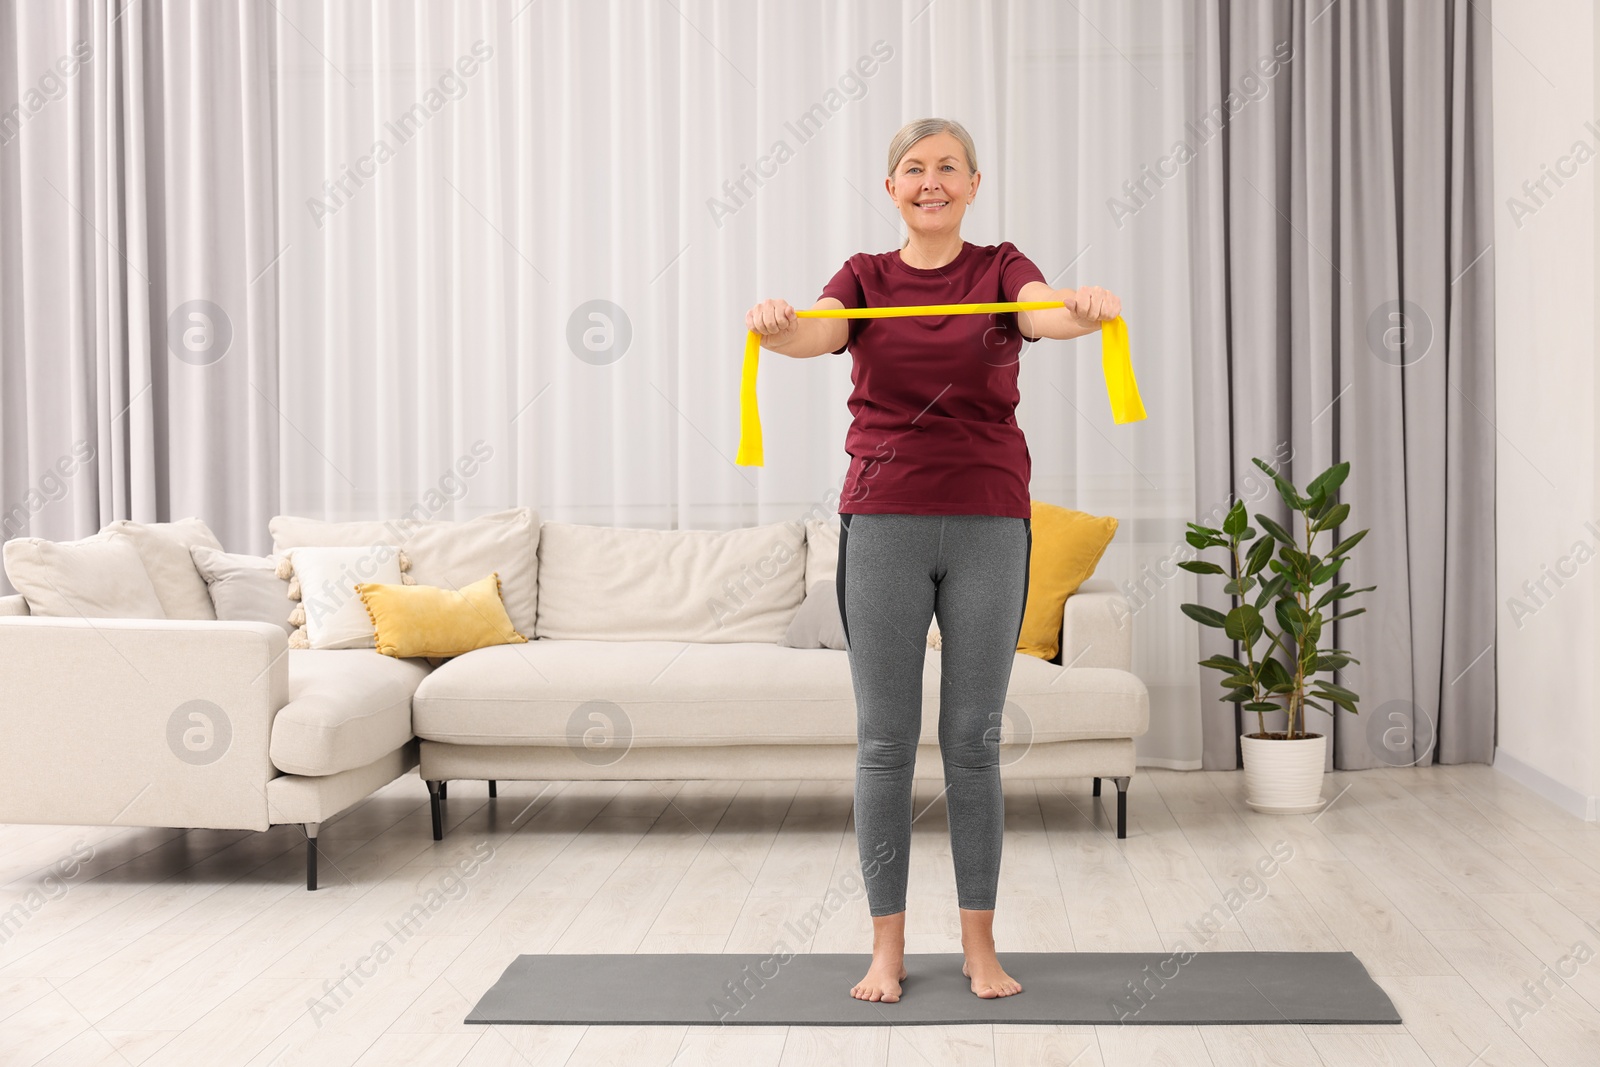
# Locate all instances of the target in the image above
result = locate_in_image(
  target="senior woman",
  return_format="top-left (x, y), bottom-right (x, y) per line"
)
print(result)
top-left (744, 117), bottom-right (1122, 1003)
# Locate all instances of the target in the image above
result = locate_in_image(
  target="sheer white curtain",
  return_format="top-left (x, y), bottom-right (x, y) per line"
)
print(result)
top-left (1, 1), bottom-right (1203, 768)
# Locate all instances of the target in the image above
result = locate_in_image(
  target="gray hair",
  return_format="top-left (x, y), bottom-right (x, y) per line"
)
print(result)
top-left (886, 117), bottom-right (978, 178)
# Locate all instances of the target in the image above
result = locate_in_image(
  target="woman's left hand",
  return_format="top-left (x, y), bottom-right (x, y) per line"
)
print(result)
top-left (1060, 285), bottom-right (1121, 329)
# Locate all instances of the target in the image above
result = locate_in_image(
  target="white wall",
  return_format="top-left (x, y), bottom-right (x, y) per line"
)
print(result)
top-left (1491, 0), bottom-right (1600, 819)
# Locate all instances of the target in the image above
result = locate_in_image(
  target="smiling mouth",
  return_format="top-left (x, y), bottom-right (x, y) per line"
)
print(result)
top-left (916, 201), bottom-right (949, 211)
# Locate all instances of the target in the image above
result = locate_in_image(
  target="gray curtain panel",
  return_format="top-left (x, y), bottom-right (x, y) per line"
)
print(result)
top-left (1188, 0), bottom-right (1496, 770)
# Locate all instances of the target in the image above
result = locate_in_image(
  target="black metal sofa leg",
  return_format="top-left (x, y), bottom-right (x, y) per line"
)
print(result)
top-left (489, 779), bottom-right (497, 798)
top-left (427, 780), bottom-right (444, 841)
top-left (1113, 776), bottom-right (1129, 838)
top-left (1092, 776), bottom-right (1102, 797)
top-left (305, 822), bottom-right (321, 890)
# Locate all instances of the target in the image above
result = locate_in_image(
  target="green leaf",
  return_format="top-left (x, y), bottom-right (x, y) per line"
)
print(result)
top-left (1199, 655), bottom-right (1247, 672)
top-left (1314, 691), bottom-right (1360, 714)
top-left (1243, 701), bottom-right (1282, 712)
top-left (1302, 613), bottom-right (1322, 651)
top-left (1307, 461), bottom-right (1350, 498)
top-left (1222, 501), bottom-right (1248, 537)
top-left (1312, 557), bottom-right (1346, 585)
top-left (1222, 577), bottom-right (1257, 596)
top-left (1314, 680), bottom-right (1361, 703)
top-left (1244, 536), bottom-right (1275, 577)
top-left (1258, 656), bottom-right (1293, 692)
top-left (1329, 528), bottom-right (1368, 557)
top-left (1255, 513), bottom-right (1296, 547)
top-left (1251, 457), bottom-right (1310, 511)
top-left (1186, 522), bottom-right (1221, 535)
top-left (1181, 603), bottom-right (1229, 628)
top-left (1329, 607), bottom-right (1366, 622)
top-left (1177, 559), bottom-right (1226, 576)
top-left (1224, 604), bottom-right (1264, 645)
top-left (1313, 582), bottom-right (1350, 610)
top-left (1254, 573), bottom-right (1288, 609)
top-left (1312, 502), bottom-right (1350, 533)
top-left (1312, 653), bottom-right (1353, 672)
top-left (1185, 530), bottom-right (1223, 550)
top-left (1275, 598), bottom-right (1306, 638)
top-left (1221, 688), bottom-right (1254, 704)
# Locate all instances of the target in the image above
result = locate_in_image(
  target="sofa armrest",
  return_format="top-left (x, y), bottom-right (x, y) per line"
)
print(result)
top-left (0, 594), bottom-right (29, 616)
top-left (0, 618), bottom-right (291, 831)
top-left (1059, 577), bottom-right (1133, 671)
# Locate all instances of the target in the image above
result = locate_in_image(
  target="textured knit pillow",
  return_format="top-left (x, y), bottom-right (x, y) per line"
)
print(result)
top-left (355, 572), bottom-right (527, 658)
top-left (1018, 500), bottom-right (1118, 660)
top-left (277, 546), bottom-right (415, 649)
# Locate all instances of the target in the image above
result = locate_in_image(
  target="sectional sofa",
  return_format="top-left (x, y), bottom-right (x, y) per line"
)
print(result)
top-left (0, 507), bottom-right (1150, 890)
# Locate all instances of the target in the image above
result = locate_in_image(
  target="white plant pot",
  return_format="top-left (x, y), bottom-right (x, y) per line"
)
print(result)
top-left (1240, 732), bottom-right (1327, 814)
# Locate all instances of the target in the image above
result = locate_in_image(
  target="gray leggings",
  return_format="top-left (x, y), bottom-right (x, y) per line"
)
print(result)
top-left (835, 512), bottom-right (1032, 916)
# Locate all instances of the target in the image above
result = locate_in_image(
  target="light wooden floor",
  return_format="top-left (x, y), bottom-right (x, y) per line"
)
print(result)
top-left (2, 764), bottom-right (1598, 1066)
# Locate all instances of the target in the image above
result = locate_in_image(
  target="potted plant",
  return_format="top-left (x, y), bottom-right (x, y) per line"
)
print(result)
top-left (1179, 457), bottom-right (1375, 813)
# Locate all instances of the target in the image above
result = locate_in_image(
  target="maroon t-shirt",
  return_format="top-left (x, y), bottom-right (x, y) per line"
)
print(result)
top-left (819, 240), bottom-right (1047, 517)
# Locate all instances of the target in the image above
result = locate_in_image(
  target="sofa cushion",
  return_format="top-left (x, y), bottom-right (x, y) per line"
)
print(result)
top-left (535, 520), bottom-right (806, 643)
top-left (271, 649), bottom-right (431, 776)
top-left (2, 531), bottom-right (167, 618)
top-left (102, 517), bottom-right (224, 620)
top-left (190, 546), bottom-right (295, 634)
top-left (411, 640), bottom-right (1147, 748)
top-left (269, 507), bottom-right (539, 636)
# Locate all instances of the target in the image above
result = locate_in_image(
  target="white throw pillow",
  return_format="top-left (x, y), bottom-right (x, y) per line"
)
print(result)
top-left (102, 517), bottom-right (223, 620)
top-left (269, 507), bottom-right (539, 636)
top-left (287, 545), bottom-right (403, 649)
top-left (2, 531), bottom-right (167, 618)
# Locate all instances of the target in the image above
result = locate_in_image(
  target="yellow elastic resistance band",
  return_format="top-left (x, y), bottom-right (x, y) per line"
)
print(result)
top-left (735, 301), bottom-right (1146, 467)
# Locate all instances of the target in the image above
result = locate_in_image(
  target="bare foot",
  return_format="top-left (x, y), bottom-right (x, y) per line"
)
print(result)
top-left (851, 956), bottom-right (909, 1002)
top-left (962, 952), bottom-right (1022, 998)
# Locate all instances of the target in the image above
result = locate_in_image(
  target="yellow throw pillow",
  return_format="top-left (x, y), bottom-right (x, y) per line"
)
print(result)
top-left (355, 572), bottom-right (528, 659)
top-left (1018, 501), bottom-right (1119, 660)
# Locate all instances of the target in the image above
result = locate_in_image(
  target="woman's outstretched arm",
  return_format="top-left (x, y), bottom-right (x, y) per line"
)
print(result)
top-left (1014, 280), bottom-right (1122, 342)
top-left (746, 297), bottom-right (850, 359)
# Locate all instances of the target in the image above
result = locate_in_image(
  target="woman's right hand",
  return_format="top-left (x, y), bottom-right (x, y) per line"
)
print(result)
top-left (746, 298), bottom-right (802, 348)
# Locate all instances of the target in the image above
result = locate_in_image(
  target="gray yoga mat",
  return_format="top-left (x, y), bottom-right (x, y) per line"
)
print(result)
top-left (466, 951), bottom-right (1401, 1026)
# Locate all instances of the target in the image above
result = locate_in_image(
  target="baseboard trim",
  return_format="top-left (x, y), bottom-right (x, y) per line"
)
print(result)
top-left (1493, 746), bottom-right (1599, 822)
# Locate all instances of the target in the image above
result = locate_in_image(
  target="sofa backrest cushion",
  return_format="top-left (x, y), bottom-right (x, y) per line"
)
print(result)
top-left (269, 507), bottom-right (539, 635)
top-left (103, 517), bottom-right (224, 620)
top-left (536, 519), bottom-right (806, 643)
top-left (2, 531), bottom-right (167, 618)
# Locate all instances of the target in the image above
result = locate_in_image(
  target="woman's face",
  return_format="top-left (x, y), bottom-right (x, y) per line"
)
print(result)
top-left (886, 131), bottom-right (979, 242)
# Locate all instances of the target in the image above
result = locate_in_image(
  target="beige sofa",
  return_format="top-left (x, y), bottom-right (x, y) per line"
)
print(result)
top-left (0, 509), bottom-right (1149, 892)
